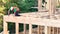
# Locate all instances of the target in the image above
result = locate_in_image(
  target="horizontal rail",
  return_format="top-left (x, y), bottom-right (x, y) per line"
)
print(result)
top-left (3, 15), bottom-right (60, 34)
top-left (4, 15), bottom-right (60, 27)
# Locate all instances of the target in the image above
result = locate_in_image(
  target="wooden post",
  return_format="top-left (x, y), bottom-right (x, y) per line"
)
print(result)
top-left (29, 24), bottom-right (32, 34)
top-left (40, 26), bottom-right (43, 34)
top-left (57, 28), bottom-right (58, 34)
top-left (24, 24), bottom-right (26, 34)
top-left (49, 0), bottom-right (56, 19)
top-left (38, 0), bottom-right (42, 12)
top-left (16, 23), bottom-right (19, 34)
top-left (49, 27), bottom-right (51, 34)
top-left (47, 27), bottom-right (49, 34)
top-left (52, 27), bottom-right (54, 34)
top-left (37, 25), bottom-right (40, 34)
top-left (3, 21), bottom-right (8, 34)
top-left (45, 26), bottom-right (47, 34)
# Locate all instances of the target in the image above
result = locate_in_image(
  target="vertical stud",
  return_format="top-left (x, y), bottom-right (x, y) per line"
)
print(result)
top-left (57, 27), bottom-right (58, 34)
top-left (16, 23), bottom-right (19, 34)
top-left (24, 24), bottom-right (26, 34)
top-left (38, 25), bottom-right (40, 34)
top-left (3, 21), bottom-right (8, 34)
top-left (38, 0), bottom-right (42, 12)
top-left (49, 0), bottom-right (56, 19)
top-left (49, 27), bottom-right (51, 34)
top-left (52, 27), bottom-right (54, 34)
top-left (29, 24), bottom-right (32, 34)
top-left (45, 26), bottom-right (47, 34)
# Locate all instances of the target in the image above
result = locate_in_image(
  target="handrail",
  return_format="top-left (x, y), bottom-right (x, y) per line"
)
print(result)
top-left (3, 14), bottom-right (60, 34)
top-left (4, 15), bottom-right (60, 27)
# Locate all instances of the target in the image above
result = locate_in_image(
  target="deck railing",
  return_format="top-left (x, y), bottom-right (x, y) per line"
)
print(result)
top-left (3, 15), bottom-right (60, 34)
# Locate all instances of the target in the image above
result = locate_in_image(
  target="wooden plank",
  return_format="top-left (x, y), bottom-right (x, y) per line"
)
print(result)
top-left (47, 27), bottom-right (49, 34)
top-left (54, 27), bottom-right (57, 34)
top-left (52, 27), bottom-right (54, 34)
top-left (37, 25), bottom-right (40, 34)
top-left (57, 28), bottom-right (58, 34)
top-left (49, 27), bottom-right (51, 34)
top-left (16, 23), bottom-right (19, 34)
top-left (38, 0), bottom-right (42, 12)
top-left (24, 24), bottom-right (26, 34)
top-left (29, 24), bottom-right (32, 34)
top-left (4, 15), bottom-right (60, 27)
top-left (49, 0), bottom-right (56, 19)
top-left (45, 26), bottom-right (47, 34)
top-left (40, 26), bottom-right (43, 34)
top-left (3, 21), bottom-right (8, 34)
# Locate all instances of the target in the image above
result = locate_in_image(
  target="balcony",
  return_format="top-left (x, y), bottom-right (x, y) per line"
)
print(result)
top-left (3, 11), bottom-right (60, 34)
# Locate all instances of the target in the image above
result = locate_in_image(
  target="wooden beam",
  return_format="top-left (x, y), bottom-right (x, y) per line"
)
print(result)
top-left (49, 0), bottom-right (56, 19)
top-left (38, 0), bottom-right (42, 12)
top-left (54, 27), bottom-right (57, 34)
top-left (57, 28), bottom-right (58, 34)
top-left (4, 15), bottom-right (60, 27)
top-left (24, 24), bottom-right (26, 34)
top-left (49, 27), bottom-right (51, 34)
top-left (47, 27), bottom-right (49, 34)
top-left (16, 23), bottom-right (19, 34)
top-left (3, 21), bottom-right (8, 34)
top-left (45, 26), bottom-right (48, 34)
top-left (29, 24), bottom-right (32, 34)
top-left (52, 27), bottom-right (54, 34)
top-left (37, 25), bottom-right (40, 34)
top-left (40, 26), bottom-right (43, 34)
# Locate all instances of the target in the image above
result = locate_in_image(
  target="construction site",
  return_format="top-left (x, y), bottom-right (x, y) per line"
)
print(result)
top-left (3, 0), bottom-right (60, 34)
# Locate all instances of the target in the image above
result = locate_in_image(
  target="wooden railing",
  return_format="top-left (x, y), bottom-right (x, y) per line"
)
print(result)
top-left (3, 14), bottom-right (60, 34)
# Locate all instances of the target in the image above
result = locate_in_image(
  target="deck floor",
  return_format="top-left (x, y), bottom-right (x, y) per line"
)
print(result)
top-left (19, 11), bottom-right (60, 19)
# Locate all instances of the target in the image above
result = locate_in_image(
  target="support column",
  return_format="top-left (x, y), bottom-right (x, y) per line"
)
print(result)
top-left (3, 21), bottom-right (8, 34)
top-left (49, 27), bottom-right (51, 34)
top-left (38, 0), bottom-right (42, 12)
top-left (49, 0), bottom-right (56, 19)
top-left (37, 25), bottom-right (40, 34)
top-left (24, 24), bottom-right (26, 34)
top-left (29, 24), bottom-right (32, 34)
top-left (52, 27), bottom-right (54, 34)
top-left (45, 26), bottom-right (48, 34)
top-left (16, 23), bottom-right (19, 34)
top-left (57, 28), bottom-right (58, 34)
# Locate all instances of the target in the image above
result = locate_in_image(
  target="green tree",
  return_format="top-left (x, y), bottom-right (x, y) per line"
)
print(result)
top-left (0, 0), bottom-right (6, 32)
top-left (4, 0), bottom-right (38, 13)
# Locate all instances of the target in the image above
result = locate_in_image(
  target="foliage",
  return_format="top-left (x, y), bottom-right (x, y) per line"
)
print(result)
top-left (0, 0), bottom-right (6, 32)
top-left (0, 15), bottom-right (3, 32)
top-left (4, 0), bottom-right (38, 13)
